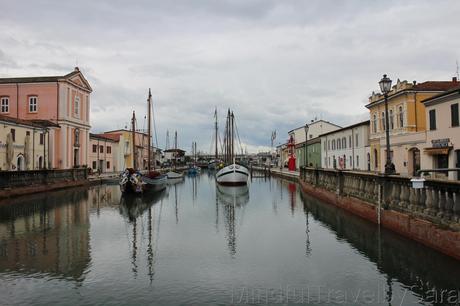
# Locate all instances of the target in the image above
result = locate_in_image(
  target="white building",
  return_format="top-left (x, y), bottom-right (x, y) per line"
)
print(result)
top-left (419, 86), bottom-right (460, 180)
top-left (288, 120), bottom-right (341, 169)
top-left (321, 120), bottom-right (370, 171)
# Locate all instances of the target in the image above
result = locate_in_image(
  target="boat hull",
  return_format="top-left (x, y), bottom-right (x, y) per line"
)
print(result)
top-left (142, 174), bottom-right (168, 192)
top-left (216, 164), bottom-right (249, 186)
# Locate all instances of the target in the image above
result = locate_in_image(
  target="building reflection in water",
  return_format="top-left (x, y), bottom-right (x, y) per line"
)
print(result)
top-left (215, 185), bottom-right (249, 257)
top-left (119, 190), bottom-right (167, 281)
top-left (299, 190), bottom-right (460, 305)
top-left (0, 188), bottom-right (91, 282)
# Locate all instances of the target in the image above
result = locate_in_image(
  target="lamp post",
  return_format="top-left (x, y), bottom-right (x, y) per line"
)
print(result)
top-left (379, 74), bottom-right (395, 175)
top-left (304, 124), bottom-right (309, 168)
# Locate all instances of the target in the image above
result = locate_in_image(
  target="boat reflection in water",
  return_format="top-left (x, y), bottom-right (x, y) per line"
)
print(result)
top-left (216, 185), bottom-right (249, 257)
top-left (119, 190), bottom-right (167, 281)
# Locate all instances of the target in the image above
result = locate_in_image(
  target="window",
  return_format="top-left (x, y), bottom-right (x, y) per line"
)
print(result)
top-left (92, 144), bottom-right (97, 153)
top-left (92, 161), bottom-right (97, 169)
top-left (332, 140), bottom-right (335, 150)
top-left (74, 96), bottom-right (80, 117)
top-left (389, 109), bottom-right (394, 130)
top-left (40, 133), bottom-right (44, 145)
top-left (74, 129), bottom-right (80, 146)
top-left (429, 109), bottom-right (436, 130)
top-left (356, 155), bottom-right (359, 167)
top-left (324, 141), bottom-right (327, 150)
top-left (328, 140), bottom-right (330, 150)
top-left (342, 137), bottom-right (346, 149)
top-left (451, 103), bottom-right (459, 127)
top-left (29, 96), bottom-right (37, 112)
top-left (1, 97), bottom-right (9, 113)
top-left (373, 114), bottom-right (377, 132)
top-left (100, 146), bottom-right (104, 153)
top-left (107, 146), bottom-right (112, 154)
top-left (381, 112), bottom-right (386, 131)
top-left (26, 131), bottom-right (30, 136)
top-left (355, 133), bottom-right (359, 147)
top-left (349, 156), bottom-right (352, 167)
top-left (398, 106), bottom-right (404, 127)
top-left (10, 129), bottom-right (15, 142)
top-left (337, 139), bottom-right (341, 150)
top-left (107, 161), bottom-right (110, 169)
top-left (349, 136), bottom-right (352, 148)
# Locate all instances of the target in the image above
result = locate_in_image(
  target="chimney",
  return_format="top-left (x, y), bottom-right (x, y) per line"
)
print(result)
top-left (453, 77), bottom-right (457, 83)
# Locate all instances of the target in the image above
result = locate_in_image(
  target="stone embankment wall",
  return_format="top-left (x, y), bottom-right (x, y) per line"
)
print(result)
top-left (0, 169), bottom-right (89, 200)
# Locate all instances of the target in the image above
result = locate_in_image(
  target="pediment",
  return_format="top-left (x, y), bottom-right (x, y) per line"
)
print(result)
top-left (64, 70), bottom-right (93, 92)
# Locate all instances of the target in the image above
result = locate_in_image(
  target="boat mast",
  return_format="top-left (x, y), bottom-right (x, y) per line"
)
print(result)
top-left (231, 111), bottom-right (234, 163)
top-left (174, 130), bottom-right (177, 170)
top-left (147, 89), bottom-right (152, 172)
top-left (214, 108), bottom-right (218, 159)
top-left (132, 111), bottom-right (137, 170)
top-left (226, 109), bottom-right (230, 164)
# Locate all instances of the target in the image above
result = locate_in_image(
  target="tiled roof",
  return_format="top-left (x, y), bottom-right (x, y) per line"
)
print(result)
top-left (0, 115), bottom-right (59, 128)
top-left (422, 84), bottom-right (460, 104)
top-left (413, 81), bottom-right (459, 91)
top-left (90, 133), bottom-right (120, 142)
top-left (0, 69), bottom-right (79, 84)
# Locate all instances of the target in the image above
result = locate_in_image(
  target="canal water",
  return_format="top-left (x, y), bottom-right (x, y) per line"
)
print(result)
top-left (0, 172), bottom-right (459, 305)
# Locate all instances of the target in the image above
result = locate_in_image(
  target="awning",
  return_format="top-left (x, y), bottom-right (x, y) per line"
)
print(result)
top-left (424, 147), bottom-right (452, 155)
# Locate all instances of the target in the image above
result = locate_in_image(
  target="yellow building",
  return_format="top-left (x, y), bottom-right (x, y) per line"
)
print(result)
top-left (103, 129), bottom-right (150, 170)
top-left (366, 78), bottom-right (459, 176)
top-left (0, 115), bottom-right (56, 170)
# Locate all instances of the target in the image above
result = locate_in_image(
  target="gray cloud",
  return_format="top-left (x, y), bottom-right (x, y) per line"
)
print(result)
top-left (1, 0), bottom-right (460, 152)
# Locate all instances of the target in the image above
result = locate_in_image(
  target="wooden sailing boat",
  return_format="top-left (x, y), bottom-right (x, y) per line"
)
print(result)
top-left (215, 110), bottom-right (249, 186)
top-left (120, 89), bottom-right (167, 194)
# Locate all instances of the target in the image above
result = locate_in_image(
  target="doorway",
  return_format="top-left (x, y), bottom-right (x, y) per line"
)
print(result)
top-left (17, 155), bottom-right (25, 171)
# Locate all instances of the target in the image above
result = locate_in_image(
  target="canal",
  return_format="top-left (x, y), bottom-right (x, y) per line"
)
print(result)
top-left (0, 172), bottom-right (459, 305)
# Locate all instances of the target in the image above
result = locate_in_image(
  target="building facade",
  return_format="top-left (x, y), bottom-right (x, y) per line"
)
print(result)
top-left (103, 129), bottom-right (151, 170)
top-left (321, 120), bottom-right (370, 171)
top-left (365, 78), bottom-right (459, 176)
top-left (290, 120), bottom-right (341, 169)
top-left (88, 134), bottom-right (119, 173)
top-left (0, 67), bottom-right (92, 169)
top-left (419, 86), bottom-right (460, 180)
top-left (0, 115), bottom-right (48, 171)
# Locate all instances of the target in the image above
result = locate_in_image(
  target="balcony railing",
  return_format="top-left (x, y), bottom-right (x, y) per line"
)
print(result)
top-left (300, 167), bottom-right (460, 229)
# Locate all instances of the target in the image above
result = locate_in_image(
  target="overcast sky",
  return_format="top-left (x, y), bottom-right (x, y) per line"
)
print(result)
top-left (1, 1), bottom-right (459, 153)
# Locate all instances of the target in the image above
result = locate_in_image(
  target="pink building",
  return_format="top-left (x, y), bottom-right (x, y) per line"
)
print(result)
top-left (0, 67), bottom-right (92, 169)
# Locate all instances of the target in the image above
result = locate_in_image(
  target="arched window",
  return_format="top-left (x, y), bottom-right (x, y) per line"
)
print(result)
top-left (398, 106), bottom-right (404, 127)
top-left (373, 114), bottom-right (377, 132)
top-left (389, 109), bottom-right (394, 130)
top-left (332, 140), bottom-right (336, 150)
top-left (381, 112), bottom-right (386, 131)
top-left (74, 129), bottom-right (80, 146)
top-left (374, 149), bottom-right (378, 169)
top-left (337, 138), bottom-right (341, 150)
top-left (342, 137), bottom-right (346, 149)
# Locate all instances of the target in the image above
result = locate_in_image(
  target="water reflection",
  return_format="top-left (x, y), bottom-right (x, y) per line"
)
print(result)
top-left (300, 191), bottom-right (460, 305)
top-left (0, 188), bottom-right (91, 281)
top-left (119, 191), bottom-right (167, 280)
top-left (216, 185), bottom-right (249, 257)
top-left (0, 176), bottom-right (459, 305)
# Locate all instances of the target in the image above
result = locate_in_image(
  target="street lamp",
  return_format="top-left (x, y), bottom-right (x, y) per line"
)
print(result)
top-left (304, 124), bottom-right (309, 168)
top-left (379, 74), bottom-right (396, 175)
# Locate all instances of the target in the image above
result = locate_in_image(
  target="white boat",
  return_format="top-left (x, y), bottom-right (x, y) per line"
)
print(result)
top-left (216, 109), bottom-right (249, 186)
top-left (166, 171), bottom-right (184, 179)
top-left (216, 163), bottom-right (249, 186)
